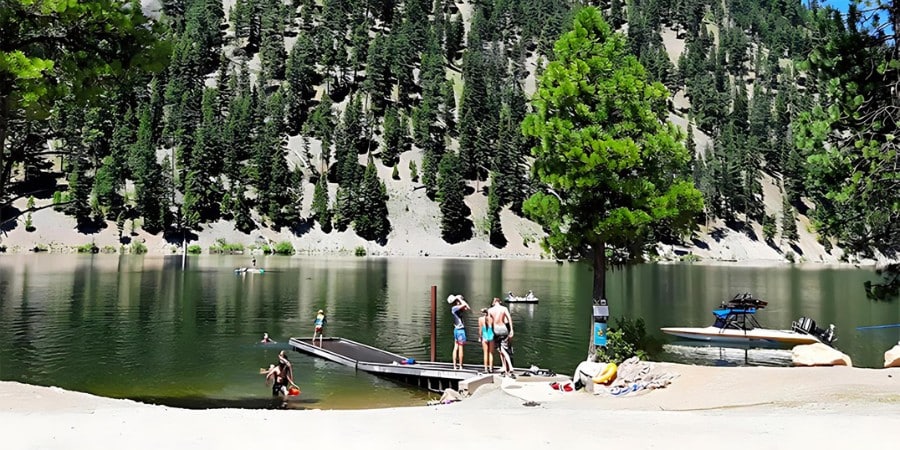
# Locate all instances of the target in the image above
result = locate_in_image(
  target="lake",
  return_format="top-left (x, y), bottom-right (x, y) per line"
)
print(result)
top-left (1, 254), bottom-right (897, 409)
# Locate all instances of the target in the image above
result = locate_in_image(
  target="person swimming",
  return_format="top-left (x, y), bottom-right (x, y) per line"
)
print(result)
top-left (260, 332), bottom-right (274, 344)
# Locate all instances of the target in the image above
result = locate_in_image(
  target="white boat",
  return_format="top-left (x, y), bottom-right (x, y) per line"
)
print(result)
top-left (506, 290), bottom-right (539, 304)
top-left (661, 293), bottom-right (837, 347)
top-left (660, 326), bottom-right (823, 345)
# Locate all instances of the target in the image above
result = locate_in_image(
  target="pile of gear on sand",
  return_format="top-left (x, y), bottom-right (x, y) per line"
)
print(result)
top-left (572, 357), bottom-right (679, 396)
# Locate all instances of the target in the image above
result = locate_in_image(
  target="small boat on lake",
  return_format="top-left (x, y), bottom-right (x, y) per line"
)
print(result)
top-left (506, 290), bottom-right (539, 304)
top-left (235, 267), bottom-right (265, 274)
top-left (661, 293), bottom-right (837, 347)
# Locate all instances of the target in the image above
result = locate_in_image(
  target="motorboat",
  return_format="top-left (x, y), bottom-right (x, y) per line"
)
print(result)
top-left (506, 290), bottom-right (539, 304)
top-left (660, 293), bottom-right (837, 347)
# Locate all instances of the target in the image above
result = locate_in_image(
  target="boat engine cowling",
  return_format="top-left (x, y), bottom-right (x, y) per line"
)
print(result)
top-left (792, 316), bottom-right (837, 346)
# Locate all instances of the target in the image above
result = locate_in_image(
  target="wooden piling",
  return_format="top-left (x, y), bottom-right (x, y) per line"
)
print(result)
top-left (430, 285), bottom-right (437, 362)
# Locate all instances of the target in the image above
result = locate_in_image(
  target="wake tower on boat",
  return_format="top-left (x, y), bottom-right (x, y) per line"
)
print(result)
top-left (661, 293), bottom-right (837, 347)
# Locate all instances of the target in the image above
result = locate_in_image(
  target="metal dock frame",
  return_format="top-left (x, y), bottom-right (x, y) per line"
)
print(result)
top-left (289, 337), bottom-right (501, 393)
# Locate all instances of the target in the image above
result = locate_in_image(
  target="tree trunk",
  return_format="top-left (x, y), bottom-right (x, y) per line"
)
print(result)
top-left (589, 240), bottom-right (608, 358)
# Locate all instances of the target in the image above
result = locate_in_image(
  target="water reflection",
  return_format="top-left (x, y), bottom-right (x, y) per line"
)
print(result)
top-left (0, 254), bottom-right (897, 410)
top-left (662, 342), bottom-right (793, 367)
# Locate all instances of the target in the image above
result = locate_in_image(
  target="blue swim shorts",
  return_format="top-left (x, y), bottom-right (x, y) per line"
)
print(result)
top-left (454, 328), bottom-right (466, 344)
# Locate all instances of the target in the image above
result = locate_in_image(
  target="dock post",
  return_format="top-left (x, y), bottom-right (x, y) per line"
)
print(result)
top-left (430, 285), bottom-right (437, 362)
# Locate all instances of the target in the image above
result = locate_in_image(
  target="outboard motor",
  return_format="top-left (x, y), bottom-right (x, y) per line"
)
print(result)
top-left (793, 316), bottom-right (838, 346)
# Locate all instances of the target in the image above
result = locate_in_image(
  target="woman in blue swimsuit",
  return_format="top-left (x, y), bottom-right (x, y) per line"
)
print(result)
top-left (478, 308), bottom-right (495, 373)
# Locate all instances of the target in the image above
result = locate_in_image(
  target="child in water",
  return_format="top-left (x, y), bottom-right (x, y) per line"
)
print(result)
top-left (313, 309), bottom-right (327, 347)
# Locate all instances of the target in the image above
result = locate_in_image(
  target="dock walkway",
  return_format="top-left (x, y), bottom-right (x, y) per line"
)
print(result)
top-left (289, 337), bottom-right (552, 393)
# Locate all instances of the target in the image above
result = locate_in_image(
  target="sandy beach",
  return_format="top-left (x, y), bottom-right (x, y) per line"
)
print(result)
top-left (3, 364), bottom-right (898, 449)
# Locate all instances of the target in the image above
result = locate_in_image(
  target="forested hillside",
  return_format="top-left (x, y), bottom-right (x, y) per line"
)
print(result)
top-left (1, 0), bottom-right (897, 263)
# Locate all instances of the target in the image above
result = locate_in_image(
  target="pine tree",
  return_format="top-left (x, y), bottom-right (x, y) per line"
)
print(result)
top-left (380, 106), bottom-right (402, 167)
top-left (354, 157), bottom-right (391, 242)
top-left (66, 149), bottom-right (92, 226)
top-left (409, 159), bottom-right (419, 182)
top-left (781, 194), bottom-right (798, 244)
top-left (312, 175), bottom-right (332, 232)
top-left (437, 151), bottom-right (471, 243)
top-left (487, 175), bottom-right (505, 247)
top-left (285, 33), bottom-right (317, 133)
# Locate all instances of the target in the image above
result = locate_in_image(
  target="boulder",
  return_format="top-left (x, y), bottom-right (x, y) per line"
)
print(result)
top-left (885, 343), bottom-right (900, 368)
top-left (792, 343), bottom-right (852, 367)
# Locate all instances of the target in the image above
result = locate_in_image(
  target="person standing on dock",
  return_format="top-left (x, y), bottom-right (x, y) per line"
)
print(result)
top-left (488, 297), bottom-right (514, 377)
top-left (479, 308), bottom-right (495, 373)
top-left (448, 295), bottom-right (470, 370)
top-left (313, 309), bottom-right (327, 347)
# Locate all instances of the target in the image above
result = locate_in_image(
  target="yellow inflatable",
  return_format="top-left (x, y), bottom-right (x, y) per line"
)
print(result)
top-left (592, 362), bottom-right (618, 384)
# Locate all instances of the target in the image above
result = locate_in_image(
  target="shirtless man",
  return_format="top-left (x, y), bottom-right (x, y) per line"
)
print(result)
top-left (488, 297), bottom-right (514, 377)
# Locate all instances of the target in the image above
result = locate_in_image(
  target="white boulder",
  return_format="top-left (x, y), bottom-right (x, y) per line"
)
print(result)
top-left (885, 343), bottom-right (900, 368)
top-left (792, 343), bottom-right (853, 367)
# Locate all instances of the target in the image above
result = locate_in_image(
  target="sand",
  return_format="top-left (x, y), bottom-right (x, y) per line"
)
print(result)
top-left (2, 364), bottom-right (898, 449)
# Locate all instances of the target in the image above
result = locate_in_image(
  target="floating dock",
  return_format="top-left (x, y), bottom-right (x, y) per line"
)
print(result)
top-left (289, 337), bottom-right (550, 393)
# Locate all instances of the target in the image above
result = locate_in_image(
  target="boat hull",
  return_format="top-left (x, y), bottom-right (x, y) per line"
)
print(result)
top-left (660, 326), bottom-right (822, 345)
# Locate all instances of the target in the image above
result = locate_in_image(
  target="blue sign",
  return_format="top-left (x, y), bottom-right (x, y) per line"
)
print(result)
top-left (594, 322), bottom-right (608, 347)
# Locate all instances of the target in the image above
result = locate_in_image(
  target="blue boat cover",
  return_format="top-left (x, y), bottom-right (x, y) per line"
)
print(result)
top-left (713, 307), bottom-right (756, 318)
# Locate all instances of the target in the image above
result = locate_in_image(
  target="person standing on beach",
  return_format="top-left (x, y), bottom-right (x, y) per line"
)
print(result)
top-left (448, 295), bottom-right (470, 370)
top-left (478, 308), bottom-right (495, 373)
top-left (488, 297), bottom-right (514, 377)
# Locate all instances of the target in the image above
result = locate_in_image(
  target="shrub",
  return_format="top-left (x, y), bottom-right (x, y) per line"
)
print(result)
top-left (354, 246), bottom-right (367, 257)
top-left (101, 245), bottom-right (118, 254)
top-left (76, 243), bottom-right (98, 254)
top-left (187, 244), bottom-right (202, 254)
top-left (680, 253), bottom-right (701, 263)
top-left (25, 213), bottom-right (35, 232)
top-left (273, 241), bottom-right (295, 255)
top-left (785, 250), bottom-right (795, 264)
top-left (594, 317), bottom-right (659, 365)
top-left (131, 242), bottom-right (148, 254)
top-left (392, 164), bottom-right (400, 180)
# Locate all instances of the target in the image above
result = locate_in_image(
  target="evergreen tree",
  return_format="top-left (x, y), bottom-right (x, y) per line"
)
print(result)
top-left (312, 175), bottom-right (333, 232)
top-left (487, 175), bottom-right (505, 247)
top-left (437, 151), bottom-right (471, 243)
top-left (781, 194), bottom-right (798, 244)
top-left (522, 8), bottom-right (703, 357)
top-left (354, 157), bottom-right (391, 242)
top-left (381, 106), bottom-right (403, 167)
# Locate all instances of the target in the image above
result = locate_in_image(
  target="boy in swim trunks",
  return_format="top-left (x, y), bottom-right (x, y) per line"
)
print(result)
top-left (488, 297), bottom-right (514, 377)
top-left (448, 295), bottom-right (470, 370)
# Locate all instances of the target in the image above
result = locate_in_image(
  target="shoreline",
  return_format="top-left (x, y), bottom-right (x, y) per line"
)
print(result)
top-left (3, 364), bottom-right (899, 448)
top-left (2, 207), bottom-right (896, 266)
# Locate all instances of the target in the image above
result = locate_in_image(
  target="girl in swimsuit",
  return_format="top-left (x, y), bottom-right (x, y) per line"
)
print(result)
top-left (478, 309), bottom-right (495, 373)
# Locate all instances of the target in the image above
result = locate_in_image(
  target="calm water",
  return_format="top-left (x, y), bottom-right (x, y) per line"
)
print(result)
top-left (1, 255), bottom-right (897, 409)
